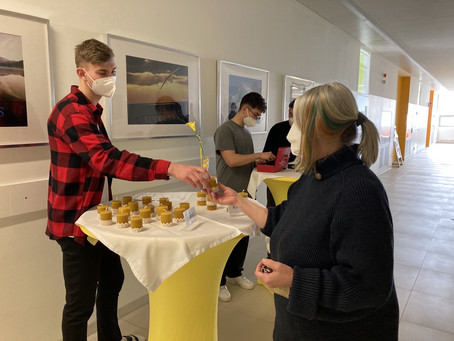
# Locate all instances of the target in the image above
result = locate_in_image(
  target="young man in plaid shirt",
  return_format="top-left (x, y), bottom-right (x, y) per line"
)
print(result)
top-left (47, 39), bottom-right (210, 341)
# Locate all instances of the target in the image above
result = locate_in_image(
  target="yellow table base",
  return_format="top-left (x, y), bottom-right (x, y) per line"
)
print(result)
top-left (263, 177), bottom-right (298, 205)
top-left (147, 235), bottom-right (243, 341)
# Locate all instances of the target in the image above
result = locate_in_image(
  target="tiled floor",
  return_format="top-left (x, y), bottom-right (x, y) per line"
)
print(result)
top-left (88, 143), bottom-right (454, 341)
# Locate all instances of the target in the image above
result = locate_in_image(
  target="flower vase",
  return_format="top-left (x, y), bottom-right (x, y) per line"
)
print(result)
top-left (202, 158), bottom-right (210, 170)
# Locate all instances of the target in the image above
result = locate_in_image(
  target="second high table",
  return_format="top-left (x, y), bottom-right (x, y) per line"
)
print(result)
top-left (76, 191), bottom-right (260, 341)
top-left (247, 168), bottom-right (300, 199)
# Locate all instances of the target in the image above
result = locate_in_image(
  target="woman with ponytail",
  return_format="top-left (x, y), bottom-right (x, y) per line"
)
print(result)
top-left (210, 82), bottom-right (399, 341)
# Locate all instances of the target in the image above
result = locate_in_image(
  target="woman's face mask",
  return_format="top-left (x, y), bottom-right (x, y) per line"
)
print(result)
top-left (287, 123), bottom-right (302, 155)
top-left (85, 69), bottom-right (116, 98)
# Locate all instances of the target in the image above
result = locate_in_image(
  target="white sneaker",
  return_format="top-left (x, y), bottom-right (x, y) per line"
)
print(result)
top-left (227, 275), bottom-right (255, 290)
top-left (219, 285), bottom-right (231, 302)
top-left (121, 335), bottom-right (146, 341)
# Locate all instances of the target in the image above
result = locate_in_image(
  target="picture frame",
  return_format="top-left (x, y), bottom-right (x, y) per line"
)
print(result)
top-left (217, 60), bottom-right (269, 134)
top-left (282, 75), bottom-right (316, 120)
top-left (107, 34), bottom-right (201, 139)
top-left (0, 10), bottom-right (54, 147)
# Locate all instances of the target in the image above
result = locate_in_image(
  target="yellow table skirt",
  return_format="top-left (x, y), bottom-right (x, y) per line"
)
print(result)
top-left (263, 176), bottom-right (298, 205)
top-left (80, 223), bottom-right (245, 340)
top-left (147, 235), bottom-right (243, 341)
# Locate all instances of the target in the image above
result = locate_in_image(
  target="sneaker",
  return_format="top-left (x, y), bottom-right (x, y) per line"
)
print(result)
top-left (227, 275), bottom-right (255, 290)
top-left (218, 285), bottom-right (231, 302)
top-left (121, 335), bottom-right (146, 341)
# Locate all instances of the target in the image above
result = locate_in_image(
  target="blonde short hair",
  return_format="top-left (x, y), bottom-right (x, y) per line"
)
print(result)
top-left (293, 82), bottom-right (379, 173)
top-left (74, 39), bottom-right (114, 67)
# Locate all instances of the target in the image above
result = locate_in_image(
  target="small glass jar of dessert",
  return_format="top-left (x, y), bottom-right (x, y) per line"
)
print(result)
top-left (238, 191), bottom-right (248, 198)
top-left (141, 196), bottom-right (152, 206)
top-left (128, 201), bottom-right (139, 215)
top-left (197, 191), bottom-right (206, 206)
top-left (208, 176), bottom-right (219, 193)
top-left (144, 204), bottom-right (155, 216)
top-left (118, 206), bottom-right (131, 216)
top-left (160, 211), bottom-right (173, 227)
top-left (156, 205), bottom-right (168, 217)
top-left (179, 202), bottom-right (190, 211)
top-left (97, 204), bottom-right (108, 218)
top-left (139, 207), bottom-right (152, 224)
top-left (164, 201), bottom-right (172, 210)
top-left (122, 196), bottom-right (133, 206)
top-left (173, 207), bottom-right (185, 223)
top-left (100, 210), bottom-right (112, 225)
top-left (206, 200), bottom-right (217, 211)
top-left (159, 197), bottom-right (169, 205)
top-left (130, 216), bottom-right (143, 232)
top-left (206, 193), bottom-right (217, 210)
top-left (111, 200), bottom-right (122, 214)
top-left (116, 213), bottom-right (129, 228)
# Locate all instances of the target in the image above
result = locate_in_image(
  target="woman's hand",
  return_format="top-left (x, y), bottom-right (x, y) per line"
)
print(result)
top-left (210, 183), bottom-right (269, 228)
top-left (255, 258), bottom-right (293, 288)
top-left (208, 183), bottom-right (239, 206)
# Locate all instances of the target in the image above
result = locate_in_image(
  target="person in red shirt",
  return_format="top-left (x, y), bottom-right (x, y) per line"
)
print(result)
top-left (47, 39), bottom-right (210, 341)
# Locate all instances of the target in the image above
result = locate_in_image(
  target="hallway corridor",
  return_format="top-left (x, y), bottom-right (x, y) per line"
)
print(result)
top-left (382, 143), bottom-right (454, 340)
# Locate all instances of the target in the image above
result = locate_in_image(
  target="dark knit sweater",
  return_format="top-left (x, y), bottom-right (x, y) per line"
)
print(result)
top-left (262, 145), bottom-right (399, 341)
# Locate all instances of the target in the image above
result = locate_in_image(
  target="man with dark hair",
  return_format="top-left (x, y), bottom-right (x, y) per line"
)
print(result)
top-left (47, 38), bottom-right (210, 341)
top-left (262, 99), bottom-right (297, 206)
top-left (214, 92), bottom-right (275, 301)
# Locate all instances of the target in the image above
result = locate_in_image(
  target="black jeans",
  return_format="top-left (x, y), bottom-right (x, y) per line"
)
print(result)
top-left (220, 235), bottom-right (249, 286)
top-left (57, 238), bottom-right (124, 341)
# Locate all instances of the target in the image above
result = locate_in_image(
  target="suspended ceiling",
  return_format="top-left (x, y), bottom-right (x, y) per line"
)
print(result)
top-left (296, 0), bottom-right (454, 91)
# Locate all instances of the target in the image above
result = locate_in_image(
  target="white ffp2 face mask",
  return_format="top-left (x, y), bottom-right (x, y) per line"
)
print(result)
top-left (287, 123), bottom-right (302, 155)
top-left (243, 116), bottom-right (257, 128)
top-left (85, 70), bottom-right (116, 98)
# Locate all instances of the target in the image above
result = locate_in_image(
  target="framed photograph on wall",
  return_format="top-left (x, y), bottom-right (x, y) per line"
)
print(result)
top-left (0, 10), bottom-right (54, 146)
top-left (283, 75), bottom-right (316, 120)
top-left (217, 60), bottom-right (269, 134)
top-left (107, 34), bottom-right (201, 139)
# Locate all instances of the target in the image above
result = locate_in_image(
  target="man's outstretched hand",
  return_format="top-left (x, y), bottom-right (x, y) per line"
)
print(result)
top-left (167, 163), bottom-right (211, 191)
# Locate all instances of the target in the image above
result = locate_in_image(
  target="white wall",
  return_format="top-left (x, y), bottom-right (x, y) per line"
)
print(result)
top-left (403, 77), bottom-right (432, 159)
top-left (369, 53), bottom-right (400, 100)
top-left (433, 89), bottom-right (454, 143)
top-left (405, 103), bottom-right (429, 157)
top-left (0, 0), bottom-right (438, 339)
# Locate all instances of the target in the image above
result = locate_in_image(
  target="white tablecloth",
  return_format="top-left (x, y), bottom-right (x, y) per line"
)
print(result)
top-left (247, 168), bottom-right (300, 199)
top-left (75, 192), bottom-right (259, 292)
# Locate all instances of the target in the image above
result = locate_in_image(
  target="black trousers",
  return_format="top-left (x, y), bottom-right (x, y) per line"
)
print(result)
top-left (220, 235), bottom-right (249, 286)
top-left (57, 237), bottom-right (124, 341)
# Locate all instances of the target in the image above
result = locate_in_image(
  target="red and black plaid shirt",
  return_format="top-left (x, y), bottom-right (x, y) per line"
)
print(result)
top-left (47, 86), bottom-right (170, 244)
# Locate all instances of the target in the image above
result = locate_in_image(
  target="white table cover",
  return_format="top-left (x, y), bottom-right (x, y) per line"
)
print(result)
top-left (247, 168), bottom-right (300, 199)
top-left (75, 192), bottom-right (260, 292)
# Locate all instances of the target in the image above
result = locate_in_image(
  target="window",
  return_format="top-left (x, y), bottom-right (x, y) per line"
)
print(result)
top-left (439, 115), bottom-right (454, 127)
top-left (358, 49), bottom-right (370, 94)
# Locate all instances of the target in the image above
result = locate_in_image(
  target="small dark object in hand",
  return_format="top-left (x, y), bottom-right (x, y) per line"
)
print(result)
top-left (261, 265), bottom-right (273, 273)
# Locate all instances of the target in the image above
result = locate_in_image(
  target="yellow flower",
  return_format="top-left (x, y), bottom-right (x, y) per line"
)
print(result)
top-left (186, 122), bottom-right (206, 168)
top-left (186, 122), bottom-right (196, 132)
